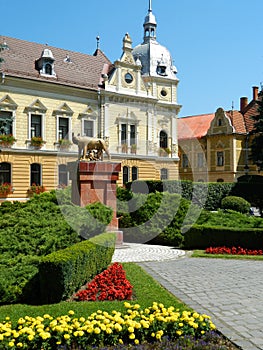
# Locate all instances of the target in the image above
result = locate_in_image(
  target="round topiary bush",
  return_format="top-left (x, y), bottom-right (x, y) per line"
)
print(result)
top-left (221, 196), bottom-right (250, 214)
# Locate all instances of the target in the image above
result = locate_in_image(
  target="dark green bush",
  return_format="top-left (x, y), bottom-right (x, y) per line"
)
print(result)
top-left (183, 225), bottom-right (263, 250)
top-left (0, 190), bottom-right (113, 304)
top-left (221, 196), bottom-right (250, 214)
top-left (119, 191), bottom-right (200, 246)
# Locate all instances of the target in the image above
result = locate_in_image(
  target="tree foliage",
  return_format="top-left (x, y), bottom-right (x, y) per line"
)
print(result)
top-left (250, 91), bottom-right (263, 170)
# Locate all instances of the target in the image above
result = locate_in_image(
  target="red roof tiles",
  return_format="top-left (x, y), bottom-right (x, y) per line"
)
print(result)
top-left (177, 113), bottom-right (214, 140)
top-left (0, 36), bottom-right (112, 91)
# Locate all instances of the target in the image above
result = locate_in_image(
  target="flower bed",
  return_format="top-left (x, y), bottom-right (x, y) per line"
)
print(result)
top-left (0, 303), bottom-right (216, 349)
top-left (205, 246), bottom-right (263, 255)
top-left (73, 263), bottom-right (133, 301)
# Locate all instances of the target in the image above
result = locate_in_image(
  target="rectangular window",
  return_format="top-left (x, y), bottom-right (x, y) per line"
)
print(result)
top-left (31, 114), bottom-right (42, 138)
top-left (84, 120), bottom-right (94, 137)
top-left (59, 117), bottom-right (69, 140)
top-left (58, 164), bottom-right (68, 186)
top-left (160, 168), bottom-right (168, 180)
top-left (0, 111), bottom-right (13, 135)
top-left (121, 124), bottom-right (127, 144)
top-left (197, 153), bottom-right (204, 168)
top-left (130, 124), bottom-right (136, 146)
top-left (217, 151), bottom-right (224, 166)
top-left (182, 154), bottom-right (189, 168)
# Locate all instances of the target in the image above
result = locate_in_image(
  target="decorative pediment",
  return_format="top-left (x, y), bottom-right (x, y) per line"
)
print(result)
top-left (78, 105), bottom-right (98, 118)
top-left (53, 102), bottom-right (73, 116)
top-left (24, 99), bottom-right (47, 113)
top-left (0, 95), bottom-right (18, 110)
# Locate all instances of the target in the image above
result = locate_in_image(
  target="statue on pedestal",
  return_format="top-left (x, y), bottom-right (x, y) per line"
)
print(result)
top-left (72, 133), bottom-right (111, 161)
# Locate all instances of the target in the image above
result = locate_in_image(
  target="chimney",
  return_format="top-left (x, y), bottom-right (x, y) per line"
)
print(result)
top-left (253, 86), bottom-right (259, 100)
top-left (240, 97), bottom-right (248, 111)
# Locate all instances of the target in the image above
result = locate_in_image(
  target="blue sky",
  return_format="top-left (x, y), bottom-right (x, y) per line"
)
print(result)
top-left (1, 0), bottom-right (263, 117)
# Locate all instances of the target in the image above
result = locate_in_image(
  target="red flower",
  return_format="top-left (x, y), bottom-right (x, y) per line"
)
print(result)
top-left (73, 263), bottom-right (133, 302)
top-left (205, 246), bottom-right (263, 256)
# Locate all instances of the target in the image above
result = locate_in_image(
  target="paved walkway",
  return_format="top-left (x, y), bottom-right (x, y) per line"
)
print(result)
top-left (112, 244), bottom-right (263, 350)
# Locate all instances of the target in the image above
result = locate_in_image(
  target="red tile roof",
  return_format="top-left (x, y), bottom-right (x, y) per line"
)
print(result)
top-left (225, 110), bottom-right (247, 133)
top-left (0, 36), bottom-right (112, 91)
top-left (177, 113), bottom-right (214, 140)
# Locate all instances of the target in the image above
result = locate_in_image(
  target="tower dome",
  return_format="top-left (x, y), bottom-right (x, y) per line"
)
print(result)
top-left (132, 0), bottom-right (178, 80)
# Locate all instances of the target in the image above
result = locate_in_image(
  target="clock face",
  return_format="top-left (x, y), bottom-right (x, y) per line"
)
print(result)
top-left (124, 73), bottom-right (133, 84)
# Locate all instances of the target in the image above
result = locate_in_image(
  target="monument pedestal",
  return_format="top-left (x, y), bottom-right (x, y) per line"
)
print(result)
top-left (68, 161), bottom-right (123, 245)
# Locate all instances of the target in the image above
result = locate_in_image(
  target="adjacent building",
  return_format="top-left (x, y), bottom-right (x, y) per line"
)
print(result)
top-left (178, 86), bottom-right (261, 182)
top-left (0, 2), bottom-right (180, 201)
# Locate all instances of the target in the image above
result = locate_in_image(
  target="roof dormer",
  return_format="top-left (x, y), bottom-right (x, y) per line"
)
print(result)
top-left (35, 47), bottom-right (56, 77)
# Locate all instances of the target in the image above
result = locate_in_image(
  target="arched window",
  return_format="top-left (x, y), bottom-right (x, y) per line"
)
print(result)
top-left (30, 163), bottom-right (41, 185)
top-left (159, 130), bottom-right (168, 149)
top-left (131, 166), bottom-right (138, 181)
top-left (160, 168), bottom-right (168, 180)
top-left (45, 63), bottom-right (52, 75)
top-left (123, 166), bottom-right (129, 185)
top-left (58, 164), bottom-right (68, 186)
top-left (0, 162), bottom-right (11, 184)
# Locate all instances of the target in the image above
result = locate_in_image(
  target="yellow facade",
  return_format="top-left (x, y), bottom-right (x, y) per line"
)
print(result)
top-left (0, 24), bottom-right (180, 201)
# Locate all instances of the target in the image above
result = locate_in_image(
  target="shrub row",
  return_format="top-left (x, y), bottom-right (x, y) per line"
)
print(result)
top-left (126, 180), bottom-right (233, 211)
top-left (38, 233), bottom-right (116, 304)
top-left (183, 225), bottom-right (263, 250)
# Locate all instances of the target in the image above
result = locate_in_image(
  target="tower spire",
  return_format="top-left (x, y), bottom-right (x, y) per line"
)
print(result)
top-left (143, 0), bottom-right (157, 42)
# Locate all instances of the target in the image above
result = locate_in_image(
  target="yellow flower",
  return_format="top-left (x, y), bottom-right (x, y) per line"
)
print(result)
top-left (128, 326), bottom-right (134, 333)
top-left (176, 330), bottom-right (182, 336)
top-left (135, 339), bottom-right (140, 345)
top-left (210, 322), bottom-right (216, 330)
top-left (119, 339), bottom-right (123, 344)
top-left (28, 334), bottom-right (34, 341)
top-left (17, 343), bottom-right (23, 348)
top-left (68, 310), bottom-right (75, 316)
top-left (129, 333), bottom-right (135, 339)
top-left (64, 334), bottom-right (70, 340)
top-left (8, 341), bottom-right (15, 347)
top-left (94, 327), bottom-right (101, 334)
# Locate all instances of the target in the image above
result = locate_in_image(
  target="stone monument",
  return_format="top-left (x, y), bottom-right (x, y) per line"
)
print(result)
top-left (68, 135), bottom-right (123, 245)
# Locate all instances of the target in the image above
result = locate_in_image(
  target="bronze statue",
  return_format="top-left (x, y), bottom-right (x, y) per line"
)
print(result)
top-left (72, 134), bottom-right (111, 161)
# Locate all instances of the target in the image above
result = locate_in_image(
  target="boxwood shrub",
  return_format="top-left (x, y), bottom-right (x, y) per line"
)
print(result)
top-left (221, 196), bottom-right (250, 214)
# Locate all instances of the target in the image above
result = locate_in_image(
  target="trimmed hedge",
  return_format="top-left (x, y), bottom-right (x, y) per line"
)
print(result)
top-left (38, 233), bottom-right (116, 304)
top-left (126, 180), bottom-right (233, 211)
top-left (183, 225), bottom-right (263, 250)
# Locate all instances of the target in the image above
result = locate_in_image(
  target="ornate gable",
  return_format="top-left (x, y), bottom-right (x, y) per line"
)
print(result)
top-left (207, 108), bottom-right (234, 135)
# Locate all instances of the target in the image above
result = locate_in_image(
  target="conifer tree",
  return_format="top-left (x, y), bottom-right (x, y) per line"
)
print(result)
top-left (250, 89), bottom-right (263, 171)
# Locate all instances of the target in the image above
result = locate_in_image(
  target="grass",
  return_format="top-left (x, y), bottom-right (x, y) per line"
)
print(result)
top-left (0, 262), bottom-right (240, 349)
top-left (192, 250), bottom-right (263, 260)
